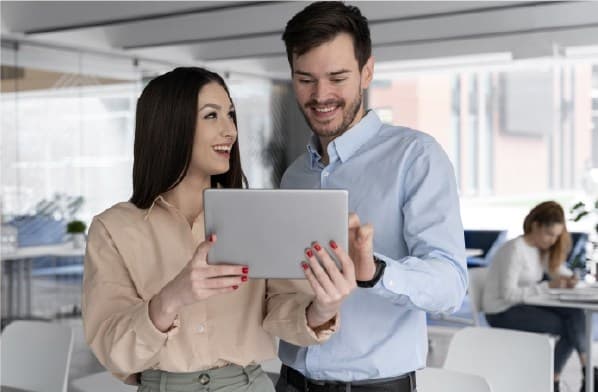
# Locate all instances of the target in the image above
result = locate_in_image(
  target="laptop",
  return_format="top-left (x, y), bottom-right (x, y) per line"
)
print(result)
top-left (203, 189), bottom-right (348, 279)
top-left (549, 288), bottom-right (598, 303)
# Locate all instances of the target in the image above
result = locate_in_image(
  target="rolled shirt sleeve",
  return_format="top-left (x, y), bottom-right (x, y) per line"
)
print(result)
top-left (263, 279), bottom-right (338, 347)
top-left (368, 141), bottom-right (468, 314)
top-left (82, 218), bottom-right (176, 379)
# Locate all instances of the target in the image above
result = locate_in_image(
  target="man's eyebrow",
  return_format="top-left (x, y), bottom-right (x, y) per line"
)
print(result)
top-left (294, 70), bottom-right (313, 77)
top-left (294, 69), bottom-right (351, 77)
top-left (329, 70), bottom-right (350, 76)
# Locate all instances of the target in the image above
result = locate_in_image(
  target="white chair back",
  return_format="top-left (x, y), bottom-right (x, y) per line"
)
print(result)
top-left (417, 367), bottom-right (492, 392)
top-left (1, 320), bottom-right (74, 392)
top-left (444, 327), bottom-right (554, 392)
top-left (468, 267), bottom-right (488, 326)
top-left (71, 371), bottom-right (137, 392)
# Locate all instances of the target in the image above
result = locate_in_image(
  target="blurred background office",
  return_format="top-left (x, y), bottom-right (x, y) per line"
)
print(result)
top-left (2, 1), bottom-right (598, 392)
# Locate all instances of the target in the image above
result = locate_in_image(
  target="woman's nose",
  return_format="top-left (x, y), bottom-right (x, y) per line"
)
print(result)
top-left (222, 123), bottom-right (237, 139)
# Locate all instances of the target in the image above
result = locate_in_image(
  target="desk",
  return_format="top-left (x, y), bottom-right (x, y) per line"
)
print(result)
top-left (525, 292), bottom-right (598, 392)
top-left (466, 248), bottom-right (483, 257)
top-left (1, 243), bottom-right (85, 318)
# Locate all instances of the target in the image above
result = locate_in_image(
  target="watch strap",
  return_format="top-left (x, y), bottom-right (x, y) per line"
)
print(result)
top-left (356, 256), bottom-right (386, 288)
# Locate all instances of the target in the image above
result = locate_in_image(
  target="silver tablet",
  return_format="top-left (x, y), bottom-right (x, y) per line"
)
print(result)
top-left (204, 189), bottom-right (348, 279)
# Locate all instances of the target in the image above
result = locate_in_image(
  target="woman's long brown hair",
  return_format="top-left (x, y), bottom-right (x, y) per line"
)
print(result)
top-left (131, 67), bottom-right (247, 209)
top-left (523, 201), bottom-right (571, 274)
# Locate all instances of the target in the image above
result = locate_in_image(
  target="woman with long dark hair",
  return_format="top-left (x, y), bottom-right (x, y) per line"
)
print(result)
top-left (82, 67), bottom-right (358, 391)
top-left (483, 201), bottom-right (593, 392)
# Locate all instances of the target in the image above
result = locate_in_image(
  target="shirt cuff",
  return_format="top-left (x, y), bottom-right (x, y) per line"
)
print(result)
top-left (373, 254), bottom-right (410, 297)
top-left (132, 301), bottom-right (180, 345)
top-left (297, 296), bottom-right (339, 346)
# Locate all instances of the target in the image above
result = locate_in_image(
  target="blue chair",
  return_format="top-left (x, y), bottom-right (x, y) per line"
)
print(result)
top-left (566, 231), bottom-right (589, 270)
top-left (464, 229), bottom-right (507, 268)
top-left (9, 215), bottom-right (66, 247)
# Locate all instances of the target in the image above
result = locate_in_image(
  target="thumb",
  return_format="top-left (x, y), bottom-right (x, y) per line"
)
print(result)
top-left (348, 212), bottom-right (361, 230)
top-left (357, 223), bottom-right (374, 243)
top-left (192, 234), bottom-right (216, 267)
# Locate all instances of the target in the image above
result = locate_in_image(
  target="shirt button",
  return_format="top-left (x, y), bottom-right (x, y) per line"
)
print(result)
top-left (323, 172), bottom-right (329, 177)
top-left (198, 374), bottom-right (210, 385)
top-left (197, 324), bottom-right (205, 333)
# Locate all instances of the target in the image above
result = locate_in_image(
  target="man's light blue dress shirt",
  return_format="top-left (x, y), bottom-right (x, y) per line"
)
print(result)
top-left (279, 111), bottom-right (468, 381)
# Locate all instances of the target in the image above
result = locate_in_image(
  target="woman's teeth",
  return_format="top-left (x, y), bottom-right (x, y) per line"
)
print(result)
top-left (213, 145), bottom-right (231, 152)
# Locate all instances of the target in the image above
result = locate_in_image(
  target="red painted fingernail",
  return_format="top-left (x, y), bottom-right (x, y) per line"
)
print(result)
top-left (314, 243), bottom-right (322, 251)
top-left (208, 234), bottom-right (215, 242)
top-left (330, 240), bottom-right (338, 249)
top-left (301, 262), bottom-right (309, 270)
top-left (233, 285), bottom-right (239, 290)
top-left (241, 275), bottom-right (248, 282)
top-left (306, 249), bottom-right (313, 257)
top-left (242, 267), bottom-right (249, 274)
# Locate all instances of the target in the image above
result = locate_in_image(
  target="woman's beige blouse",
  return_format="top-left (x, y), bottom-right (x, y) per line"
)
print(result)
top-left (82, 197), bottom-right (337, 383)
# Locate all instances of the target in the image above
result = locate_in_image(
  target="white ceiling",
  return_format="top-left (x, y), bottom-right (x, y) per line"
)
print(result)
top-left (2, 1), bottom-right (598, 80)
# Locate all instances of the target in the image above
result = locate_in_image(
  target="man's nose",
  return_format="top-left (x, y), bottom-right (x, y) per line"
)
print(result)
top-left (312, 80), bottom-right (332, 102)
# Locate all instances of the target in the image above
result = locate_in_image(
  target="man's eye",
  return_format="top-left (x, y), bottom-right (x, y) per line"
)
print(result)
top-left (331, 78), bottom-right (346, 83)
top-left (299, 79), bottom-right (314, 84)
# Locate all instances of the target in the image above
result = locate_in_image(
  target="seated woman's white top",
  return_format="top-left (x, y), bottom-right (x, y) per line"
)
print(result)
top-left (482, 236), bottom-right (550, 314)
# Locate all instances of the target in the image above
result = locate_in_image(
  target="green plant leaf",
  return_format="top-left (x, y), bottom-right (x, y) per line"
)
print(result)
top-left (573, 211), bottom-right (590, 222)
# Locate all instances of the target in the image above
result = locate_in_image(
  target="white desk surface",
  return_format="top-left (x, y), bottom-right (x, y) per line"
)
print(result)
top-left (465, 248), bottom-right (483, 257)
top-left (525, 288), bottom-right (598, 392)
top-left (1, 243), bottom-right (85, 261)
top-left (525, 287), bottom-right (598, 311)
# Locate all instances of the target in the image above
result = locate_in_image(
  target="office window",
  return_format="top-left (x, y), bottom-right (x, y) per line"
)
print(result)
top-left (369, 60), bottom-right (595, 230)
top-left (1, 45), bottom-right (140, 223)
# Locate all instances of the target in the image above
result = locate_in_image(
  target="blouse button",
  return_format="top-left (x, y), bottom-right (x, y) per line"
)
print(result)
top-left (198, 374), bottom-right (210, 385)
top-left (197, 324), bottom-right (205, 333)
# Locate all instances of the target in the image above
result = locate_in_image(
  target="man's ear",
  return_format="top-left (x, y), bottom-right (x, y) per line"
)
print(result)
top-left (361, 56), bottom-right (374, 89)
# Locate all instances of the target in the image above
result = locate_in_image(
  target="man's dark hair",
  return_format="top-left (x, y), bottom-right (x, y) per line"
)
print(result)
top-left (130, 67), bottom-right (246, 209)
top-left (282, 1), bottom-right (372, 70)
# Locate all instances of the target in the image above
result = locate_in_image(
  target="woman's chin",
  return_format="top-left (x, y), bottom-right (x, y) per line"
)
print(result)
top-left (211, 166), bottom-right (230, 176)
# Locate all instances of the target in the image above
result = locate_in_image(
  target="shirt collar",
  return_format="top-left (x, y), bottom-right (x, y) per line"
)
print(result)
top-left (143, 195), bottom-right (172, 220)
top-left (306, 135), bottom-right (323, 170)
top-left (305, 110), bottom-right (382, 167)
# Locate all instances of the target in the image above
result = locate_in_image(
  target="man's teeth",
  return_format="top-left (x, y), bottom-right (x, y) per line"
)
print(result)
top-left (314, 106), bottom-right (335, 113)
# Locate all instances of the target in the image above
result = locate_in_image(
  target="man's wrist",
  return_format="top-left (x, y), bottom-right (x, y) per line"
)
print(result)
top-left (356, 256), bottom-right (386, 288)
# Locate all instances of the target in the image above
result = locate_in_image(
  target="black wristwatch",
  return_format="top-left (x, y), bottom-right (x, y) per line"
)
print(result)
top-left (356, 256), bottom-right (386, 288)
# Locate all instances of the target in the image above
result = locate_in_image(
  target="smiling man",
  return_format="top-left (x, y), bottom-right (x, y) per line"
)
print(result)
top-left (275, 2), bottom-right (468, 392)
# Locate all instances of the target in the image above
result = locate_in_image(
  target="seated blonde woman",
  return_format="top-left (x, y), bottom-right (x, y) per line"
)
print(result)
top-left (482, 200), bottom-right (593, 392)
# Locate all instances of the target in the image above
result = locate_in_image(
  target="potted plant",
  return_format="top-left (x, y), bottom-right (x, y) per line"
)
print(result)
top-left (66, 219), bottom-right (87, 248)
top-left (570, 201), bottom-right (598, 275)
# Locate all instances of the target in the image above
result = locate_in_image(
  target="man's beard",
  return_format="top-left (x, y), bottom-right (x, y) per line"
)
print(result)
top-left (300, 89), bottom-right (363, 139)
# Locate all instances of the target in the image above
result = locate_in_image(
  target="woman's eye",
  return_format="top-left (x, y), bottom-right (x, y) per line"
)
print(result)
top-left (204, 112), bottom-right (217, 119)
top-left (228, 111), bottom-right (236, 119)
